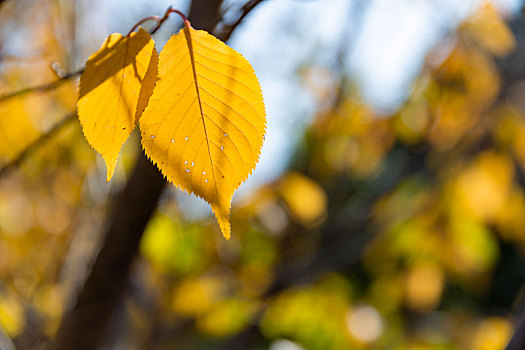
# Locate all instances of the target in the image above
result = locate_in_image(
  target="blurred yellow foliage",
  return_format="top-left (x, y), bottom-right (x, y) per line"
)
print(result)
top-left (393, 89), bottom-right (431, 144)
top-left (261, 274), bottom-right (353, 350)
top-left (0, 1), bottom-right (523, 349)
top-left (367, 273), bottom-right (405, 315)
top-left (495, 190), bottom-right (525, 244)
top-left (0, 97), bottom-right (38, 160)
top-left (445, 217), bottom-right (499, 277)
top-left (141, 214), bottom-right (209, 275)
top-left (316, 99), bottom-right (394, 177)
top-left (0, 292), bottom-right (24, 337)
top-left (427, 46), bottom-right (500, 150)
top-left (279, 172), bottom-right (327, 226)
top-left (449, 152), bottom-right (513, 222)
top-left (405, 262), bottom-right (444, 311)
top-left (238, 263), bottom-right (273, 297)
top-left (460, 1), bottom-right (516, 56)
top-left (196, 298), bottom-right (256, 337)
top-left (469, 317), bottom-right (513, 350)
top-left (172, 273), bottom-right (230, 318)
top-left (33, 285), bottom-right (64, 335)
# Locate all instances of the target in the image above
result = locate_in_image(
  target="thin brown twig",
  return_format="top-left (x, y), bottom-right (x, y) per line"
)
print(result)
top-left (0, 113), bottom-right (76, 178)
top-left (149, 7), bottom-right (190, 35)
top-left (150, 6), bottom-right (175, 35)
top-left (217, 0), bottom-right (265, 42)
top-left (126, 16), bottom-right (162, 36)
top-left (234, 0), bottom-right (265, 28)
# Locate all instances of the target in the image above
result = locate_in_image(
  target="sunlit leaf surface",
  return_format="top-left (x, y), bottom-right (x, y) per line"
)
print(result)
top-left (140, 22), bottom-right (266, 239)
top-left (78, 28), bottom-right (158, 181)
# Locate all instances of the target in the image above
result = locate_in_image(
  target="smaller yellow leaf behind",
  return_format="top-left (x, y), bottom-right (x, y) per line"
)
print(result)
top-left (140, 23), bottom-right (266, 239)
top-left (78, 28), bottom-right (158, 181)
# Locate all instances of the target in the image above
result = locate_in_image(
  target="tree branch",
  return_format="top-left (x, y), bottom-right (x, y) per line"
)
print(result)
top-left (52, 151), bottom-right (167, 350)
top-left (215, 0), bottom-right (265, 42)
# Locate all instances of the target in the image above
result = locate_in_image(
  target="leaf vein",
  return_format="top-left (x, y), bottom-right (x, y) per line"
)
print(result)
top-left (192, 40), bottom-right (255, 77)
top-left (199, 91), bottom-right (259, 137)
top-left (203, 113), bottom-right (248, 173)
top-left (193, 52), bottom-right (260, 95)
top-left (201, 104), bottom-right (254, 160)
top-left (196, 74), bottom-right (261, 120)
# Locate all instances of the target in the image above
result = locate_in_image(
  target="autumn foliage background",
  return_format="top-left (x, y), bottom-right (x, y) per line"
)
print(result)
top-left (0, 0), bottom-right (525, 349)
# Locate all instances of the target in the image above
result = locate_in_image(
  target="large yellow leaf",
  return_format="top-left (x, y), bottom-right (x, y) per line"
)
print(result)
top-left (78, 28), bottom-right (158, 181)
top-left (140, 23), bottom-right (266, 239)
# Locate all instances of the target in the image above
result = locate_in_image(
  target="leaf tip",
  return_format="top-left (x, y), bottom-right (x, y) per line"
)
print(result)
top-left (212, 203), bottom-right (232, 240)
top-left (220, 222), bottom-right (231, 241)
top-left (104, 156), bottom-right (117, 183)
top-left (217, 214), bottom-right (231, 240)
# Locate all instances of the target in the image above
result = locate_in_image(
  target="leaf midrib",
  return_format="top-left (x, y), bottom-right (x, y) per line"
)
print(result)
top-left (183, 25), bottom-right (220, 203)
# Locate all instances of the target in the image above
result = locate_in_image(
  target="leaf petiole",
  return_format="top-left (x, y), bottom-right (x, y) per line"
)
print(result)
top-left (128, 7), bottom-right (191, 37)
top-left (166, 8), bottom-right (190, 26)
top-left (126, 16), bottom-right (162, 36)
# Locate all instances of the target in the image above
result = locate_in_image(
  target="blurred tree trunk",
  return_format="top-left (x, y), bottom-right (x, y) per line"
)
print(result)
top-left (52, 1), bottom-right (223, 349)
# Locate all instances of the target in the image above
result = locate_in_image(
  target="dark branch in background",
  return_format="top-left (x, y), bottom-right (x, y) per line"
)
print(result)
top-left (0, 113), bottom-right (76, 177)
top-left (52, 151), bottom-right (168, 350)
top-left (215, 0), bottom-right (265, 42)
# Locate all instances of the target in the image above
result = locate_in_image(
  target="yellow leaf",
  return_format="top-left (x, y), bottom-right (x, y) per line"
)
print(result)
top-left (78, 28), bottom-right (158, 181)
top-left (140, 22), bottom-right (266, 239)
